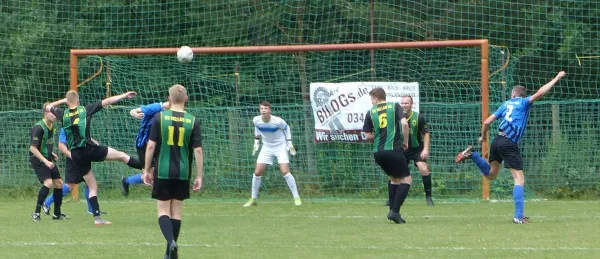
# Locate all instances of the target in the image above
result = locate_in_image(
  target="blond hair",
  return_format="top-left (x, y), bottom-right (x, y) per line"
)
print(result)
top-left (169, 84), bottom-right (187, 104)
top-left (66, 90), bottom-right (79, 105)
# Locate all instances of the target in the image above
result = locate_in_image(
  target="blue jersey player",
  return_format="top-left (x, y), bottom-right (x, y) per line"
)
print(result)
top-left (456, 71), bottom-right (565, 224)
top-left (121, 101), bottom-right (171, 196)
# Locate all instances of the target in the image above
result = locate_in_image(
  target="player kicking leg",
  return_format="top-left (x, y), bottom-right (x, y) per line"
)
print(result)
top-left (121, 101), bottom-right (170, 196)
top-left (30, 103), bottom-right (66, 221)
top-left (456, 71), bottom-right (566, 224)
top-left (244, 101), bottom-right (300, 207)
top-left (43, 128), bottom-right (106, 215)
top-left (143, 84), bottom-right (203, 259)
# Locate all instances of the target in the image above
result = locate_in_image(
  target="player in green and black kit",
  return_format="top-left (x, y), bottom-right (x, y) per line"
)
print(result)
top-left (362, 88), bottom-right (411, 224)
top-left (142, 84), bottom-right (203, 259)
top-left (30, 103), bottom-right (66, 221)
top-left (385, 96), bottom-right (434, 207)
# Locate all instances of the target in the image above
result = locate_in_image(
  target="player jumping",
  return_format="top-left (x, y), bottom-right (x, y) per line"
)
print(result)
top-left (121, 101), bottom-right (171, 196)
top-left (456, 71), bottom-right (566, 224)
top-left (243, 101), bottom-right (301, 207)
top-left (46, 90), bottom-right (143, 225)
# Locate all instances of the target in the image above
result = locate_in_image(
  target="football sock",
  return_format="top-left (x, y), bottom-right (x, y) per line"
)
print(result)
top-left (471, 152), bottom-right (490, 176)
top-left (53, 188), bottom-right (63, 215)
top-left (84, 185), bottom-right (92, 213)
top-left (251, 175), bottom-right (262, 199)
top-left (387, 181), bottom-right (395, 209)
top-left (392, 183), bottom-right (411, 214)
top-left (35, 186), bottom-right (50, 214)
top-left (88, 196), bottom-right (101, 217)
top-left (283, 173), bottom-right (300, 199)
top-left (44, 184), bottom-right (70, 207)
top-left (127, 157), bottom-right (143, 169)
top-left (513, 185), bottom-right (524, 218)
top-left (158, 215), bottom-right (175, 244)
top-left (422, 175), bottom-right (432, 197)
top-left (171, 219), bottom-right (182, 242)
top-left (126, 173), bottom-right (143, 185)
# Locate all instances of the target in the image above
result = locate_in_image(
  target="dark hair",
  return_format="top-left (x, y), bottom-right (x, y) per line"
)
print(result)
top-left (369, 88), bottom-right (386, 101)
top-left (512, 85), bottom-right (526, 97)
top-left (260, 101), bottom-right (272, 109)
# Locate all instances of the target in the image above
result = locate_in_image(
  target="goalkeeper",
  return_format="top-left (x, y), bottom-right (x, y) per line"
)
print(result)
top-left (243, 101), bottom-right (301, 207)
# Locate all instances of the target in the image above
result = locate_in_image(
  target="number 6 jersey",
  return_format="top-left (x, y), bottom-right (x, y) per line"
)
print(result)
top-left (362, 102), bottom-right (407, 152)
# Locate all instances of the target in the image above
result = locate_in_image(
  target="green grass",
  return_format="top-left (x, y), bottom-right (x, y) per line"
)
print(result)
top-left (1, 198), bottom-right (599, 259)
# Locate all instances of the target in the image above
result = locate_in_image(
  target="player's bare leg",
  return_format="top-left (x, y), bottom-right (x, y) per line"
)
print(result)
top-left (105, 147), bottom-right (143, 170)
top-left (486, 161), bottom-right (502, 180)
top-left (244, 163), bottom-right (267, 207)
top-left (416, 161), bottom-right (433, 206)
top-left (387, 175), bottom-right (412, 224)
top-left (279, 163), bottom-right (301, 205)
top-left (509, 168), bottom-right (529, 224)
top-left (83, 171), bottom-right (111, 225)
top-left (157, 200), bottom-right (177, 259)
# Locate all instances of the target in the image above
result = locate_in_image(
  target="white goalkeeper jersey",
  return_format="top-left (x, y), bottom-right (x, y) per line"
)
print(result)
top-left (253, 115), bottom-right (291, 148)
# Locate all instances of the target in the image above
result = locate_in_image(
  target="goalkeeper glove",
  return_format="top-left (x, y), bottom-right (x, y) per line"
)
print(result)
top-left (252, 138), bottom-right (260, 156)
top-left (287, 140), bottom-right (297, 156)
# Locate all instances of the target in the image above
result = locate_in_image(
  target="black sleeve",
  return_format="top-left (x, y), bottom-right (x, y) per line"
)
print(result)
top-left (149, 113), bottom-right (161, 143)
top-left (30, 125), bottom-right (43, 146)
top-left (419, 114), bottom-right (430, 135)
top-left (190, 119), bottom-right (202, 148)
top-left (362, 111), bottom-right (373, 132)
top-left (85, 101), bottom-right (104, 116)
top-left (51, 107), bottom-right (64, 120)
top-left (395, 103), bottom-right (406, 121)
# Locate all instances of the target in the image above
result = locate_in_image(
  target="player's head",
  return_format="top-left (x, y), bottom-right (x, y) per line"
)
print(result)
top-left (511, 85), bottom-right (526, 98)
top-left (65, 90), bottom-right (80, 106)
top-left (168, 84), bottom-right (188, 105)
top-left (42, 102), bottom-right (57, 122)
top-left (369, 88), bottom-right (386, 104)
top-left (259, 101), bottom-right (272, 116)
top-left (400, 95), bottom-right (413, 113)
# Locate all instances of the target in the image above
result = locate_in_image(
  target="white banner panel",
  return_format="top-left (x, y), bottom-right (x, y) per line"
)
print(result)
top-left (310, 82), bottom-right (419, 143)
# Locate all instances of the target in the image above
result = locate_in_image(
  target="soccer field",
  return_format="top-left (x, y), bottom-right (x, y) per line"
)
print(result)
top-left (2, 199), bottom-right (599, 259)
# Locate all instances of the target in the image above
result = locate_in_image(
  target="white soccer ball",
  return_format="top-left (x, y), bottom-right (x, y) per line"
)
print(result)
top-left (177, 46), bottom-right (194, 63)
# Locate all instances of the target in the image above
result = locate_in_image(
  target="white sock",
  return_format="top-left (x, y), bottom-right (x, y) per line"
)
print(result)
top-left (251, 175), bottom-right (262, 199)
top-left (283, 173), bottom-right (300, 199)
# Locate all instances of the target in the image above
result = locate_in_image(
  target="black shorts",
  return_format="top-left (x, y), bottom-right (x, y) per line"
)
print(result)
top-left (137, 146), bottom-right (156, 168)
top-left (71, 145), bottom-right (109, 175)
top-left (31, 159), bottom-right (61, 183)
top-left (373, 150), bottom-right (410, 178)
top-left (64, 158), bottom-right (85, 184)
top-left (489, 135), bottom-right (523, 170)
top-left (152, 178), bottom-right (190, 201)
top-left (404, 148), bottom-right (426, 166)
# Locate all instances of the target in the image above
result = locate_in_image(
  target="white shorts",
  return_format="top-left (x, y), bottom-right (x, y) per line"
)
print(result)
top-left (257, 145), bottom-right (289, 165)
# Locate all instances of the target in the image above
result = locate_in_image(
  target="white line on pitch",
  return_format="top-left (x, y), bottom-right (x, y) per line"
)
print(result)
top-left (0, 241), bottom-right (599, 252)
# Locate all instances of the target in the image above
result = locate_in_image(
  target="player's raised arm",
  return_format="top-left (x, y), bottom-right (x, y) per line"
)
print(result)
top-left (101, 91), bottom-right (137, 107)
top-left (529, 71), bottom-right (566, 104)
top-left (45, 98), bottom-right (67, 112)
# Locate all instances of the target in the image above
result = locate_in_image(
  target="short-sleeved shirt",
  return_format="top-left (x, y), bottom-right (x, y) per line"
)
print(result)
top-left (492, 96), bottom-right (533, 144)
top-left (29, 120), bottom-right (56, 160)
top-left (136, 102), bottom-right (165, 148)
top-left (149, 110), bottom-right (202, 180)
top-left (405, 111), bottom-right (430, 151)
top-left (51, 101), bottom-right (103, 150)
top-left (362, 102), bottom-right (406, 152)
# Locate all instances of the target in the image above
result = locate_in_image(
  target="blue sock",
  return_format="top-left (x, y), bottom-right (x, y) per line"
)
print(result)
top-left (125, 174), bottom-right (143, 185)
top-left (471, 152), bottom-right (490, 176)
top-left (84, 185), bottom-right (92, 213)
top-left (44, 185), bottom-right (70, 207)
top-left (513, 185), bottom-right (524, 218)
